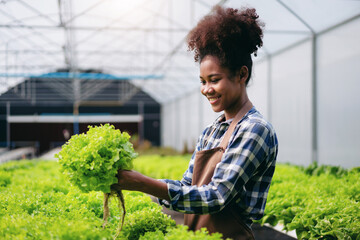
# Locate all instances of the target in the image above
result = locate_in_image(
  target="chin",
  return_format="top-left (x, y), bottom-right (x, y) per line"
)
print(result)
top-left (211, 106), bottom-right (223, 113)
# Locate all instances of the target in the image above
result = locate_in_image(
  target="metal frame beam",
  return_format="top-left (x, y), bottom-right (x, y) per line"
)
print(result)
top-left (0, 72), bottom-right (163, 80)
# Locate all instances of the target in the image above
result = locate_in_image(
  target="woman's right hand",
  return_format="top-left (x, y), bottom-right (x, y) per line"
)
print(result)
top-left (111, 169), bottom-right (170, 201)
top-left (112, 170), bottom-right (142, 191)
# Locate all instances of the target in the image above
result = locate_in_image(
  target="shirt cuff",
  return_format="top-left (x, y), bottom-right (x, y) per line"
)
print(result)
top-left (157, 179), bottom-right (183, 210)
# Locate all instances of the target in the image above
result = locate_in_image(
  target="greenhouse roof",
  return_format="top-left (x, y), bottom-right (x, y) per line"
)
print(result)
top-left (1, 0), bottom-right (359, 104)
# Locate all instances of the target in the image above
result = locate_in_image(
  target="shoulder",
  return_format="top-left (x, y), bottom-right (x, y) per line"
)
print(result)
top-left (245, 110), bottom-right (275, 133)
top-left (235, 108), bottom-right (278, 146)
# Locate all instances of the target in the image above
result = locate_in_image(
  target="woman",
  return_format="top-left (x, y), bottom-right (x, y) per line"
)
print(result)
top-left (112, 6), bottom-right (278, 240)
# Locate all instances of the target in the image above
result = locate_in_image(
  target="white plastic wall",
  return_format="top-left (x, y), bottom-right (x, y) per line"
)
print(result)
top-left (161, 89), bottom-right (220, 153)
top-left (247, 59), bottom-right (270, 120)
top-left (317, 18), bottom-right (360, 168)
top-left (161, 17), bottom-right (360, 168)
top-left (248, 41), bottom-right (313, 167)
top-left (269, 41), bottom-right (313, 167)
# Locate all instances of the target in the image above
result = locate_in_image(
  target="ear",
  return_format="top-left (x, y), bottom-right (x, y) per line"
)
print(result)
top-left (239, 66), bottom-right (249, 84)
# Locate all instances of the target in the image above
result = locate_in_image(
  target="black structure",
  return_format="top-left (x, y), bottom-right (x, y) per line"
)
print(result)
top-left (0, 70), bottom-right (161, 154)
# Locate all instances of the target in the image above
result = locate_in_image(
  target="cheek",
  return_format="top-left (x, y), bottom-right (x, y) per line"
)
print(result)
top-left (200, 86), bottom-right (205, 95)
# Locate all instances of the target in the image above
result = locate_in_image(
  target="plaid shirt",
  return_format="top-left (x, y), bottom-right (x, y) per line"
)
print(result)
top-left (159, 107), bottom-right (278, 223)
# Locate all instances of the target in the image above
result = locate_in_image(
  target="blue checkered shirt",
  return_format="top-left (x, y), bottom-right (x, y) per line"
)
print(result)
top-left (159, 107), bottom-right (278, 223)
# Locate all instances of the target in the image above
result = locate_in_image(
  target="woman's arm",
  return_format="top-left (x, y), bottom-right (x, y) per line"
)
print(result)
top-left (163, 120), bottom-right (277, 215)
top-left (111, 170), bottom-right (170, 201)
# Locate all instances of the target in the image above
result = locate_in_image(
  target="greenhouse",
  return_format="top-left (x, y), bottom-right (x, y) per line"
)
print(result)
top-left (0, 0), bottom-right (359, 240)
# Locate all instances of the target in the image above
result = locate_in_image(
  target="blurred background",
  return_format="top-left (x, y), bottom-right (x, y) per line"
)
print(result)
top-left (0, 0), bottom-right (359, 168)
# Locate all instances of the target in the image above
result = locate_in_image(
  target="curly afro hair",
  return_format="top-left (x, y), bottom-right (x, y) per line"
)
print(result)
top-left (187, 5), bottom-right (264, 84)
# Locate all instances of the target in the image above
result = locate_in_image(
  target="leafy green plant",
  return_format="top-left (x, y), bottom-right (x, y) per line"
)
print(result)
top-left (0, 171), bottom-right (11, 187)
top-left (55, 124), bottom-right (138, 235)
top-left (133, 154), bottom-right (190, 180)
top-left (134, 157), bottom-right (360, 239)
top-left (0, 160), bottom-right (180, 240)
top-left (120, 207), bottom-right (176, 240)
top-left (2, 154), bottom-right (359, 239)
top-left (139, 225), bottom-right (223, 240)
top-left (298, 162), bottom-right (349, 178)
top-left (258, 164), bottom-right (360, 239)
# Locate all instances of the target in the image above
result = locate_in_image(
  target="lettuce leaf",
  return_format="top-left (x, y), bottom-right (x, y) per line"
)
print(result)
top-left (56, 124), bottom-right (137, 193)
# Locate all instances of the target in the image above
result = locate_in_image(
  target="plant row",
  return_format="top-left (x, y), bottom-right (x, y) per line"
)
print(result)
top-left (1, 155), bottom-right (359, 240)
top-left (0, 159), bottom-right (221, 240)
top-left (134, 155), bottom-right (360, 240)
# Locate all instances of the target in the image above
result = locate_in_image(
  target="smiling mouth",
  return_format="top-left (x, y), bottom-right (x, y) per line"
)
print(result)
top-left (208, 96), bottom-right (220, 104)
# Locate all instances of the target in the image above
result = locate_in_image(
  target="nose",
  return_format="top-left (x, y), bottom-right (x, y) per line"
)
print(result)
top-left (201, 83), bottom-right (214, 95)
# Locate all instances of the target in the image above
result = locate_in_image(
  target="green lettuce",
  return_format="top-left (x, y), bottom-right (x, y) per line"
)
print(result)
top-left (56, 123), bottom-right (137, 193)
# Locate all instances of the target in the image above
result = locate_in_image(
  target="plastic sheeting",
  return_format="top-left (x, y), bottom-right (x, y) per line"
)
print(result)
top-left (316, 18), bottom-right (360, 168)
top-left (0, 1), bottom-right (359, 167)
top-left (162, 13), bottom-right (360, 168)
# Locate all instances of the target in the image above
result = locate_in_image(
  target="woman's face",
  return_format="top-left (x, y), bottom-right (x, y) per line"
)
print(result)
top-left (200, 55), bottom-right (245, 119)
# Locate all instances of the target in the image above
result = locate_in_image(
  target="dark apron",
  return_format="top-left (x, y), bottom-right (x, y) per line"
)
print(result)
top-left (184, 102), bottom-right (255, 240)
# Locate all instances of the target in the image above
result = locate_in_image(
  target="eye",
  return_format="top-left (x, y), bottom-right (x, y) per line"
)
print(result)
top-left (200, 80), bottom-right (206, 85)
top-left (210, 79), bottom-right (220, 83)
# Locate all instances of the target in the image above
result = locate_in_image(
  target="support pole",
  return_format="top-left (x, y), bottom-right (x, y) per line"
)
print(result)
top-left (175, 100), bottom-right (180, 151)
top-left (138, 101), bottom-right (144, 145)
top-left (267, 55), bottom-right (272, 123)
top-left (73, 101), bottom-right (79, 135)
top-left (72, 74), bottom-right (80, 135)
top-left (6, 101), bottom-right (10, 149)
top-left (311, 36), bottom-right (318, 163)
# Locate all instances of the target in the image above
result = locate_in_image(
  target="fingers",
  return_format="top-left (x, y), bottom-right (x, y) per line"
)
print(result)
top-left (114, 170), bottom-right (142, 191)
top-left (117, 169), bottom-right (130, 177)
top-left (115, 170), bottom-right (131, 188)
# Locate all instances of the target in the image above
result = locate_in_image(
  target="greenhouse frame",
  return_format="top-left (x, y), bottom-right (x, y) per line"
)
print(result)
top-left (0, 0), bottom-right (359, 168)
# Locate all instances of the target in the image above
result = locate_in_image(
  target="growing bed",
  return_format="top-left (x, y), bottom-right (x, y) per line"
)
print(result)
top-left (0, 155), bottom-right (359, 239)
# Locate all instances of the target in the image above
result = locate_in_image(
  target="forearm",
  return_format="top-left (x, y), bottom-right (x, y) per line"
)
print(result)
top-left (132, 174), bottom-right (170, 201)
top-left (113, 170), bottom-right (170, 201)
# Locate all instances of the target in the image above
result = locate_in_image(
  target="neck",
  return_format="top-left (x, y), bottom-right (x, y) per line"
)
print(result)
top-left (224, 95), bottom-right (252, 120)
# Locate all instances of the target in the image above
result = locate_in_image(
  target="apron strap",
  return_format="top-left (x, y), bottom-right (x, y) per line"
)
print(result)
top-left (219, 100), bottom-right (253, 149)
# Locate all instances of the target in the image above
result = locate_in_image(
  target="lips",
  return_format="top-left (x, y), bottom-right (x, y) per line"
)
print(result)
top-left (208, 96), bottom-right (220, 105)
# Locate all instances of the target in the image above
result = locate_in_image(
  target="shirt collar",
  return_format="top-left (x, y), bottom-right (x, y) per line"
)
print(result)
top-left (213, 106), bottom-right (257, 126)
